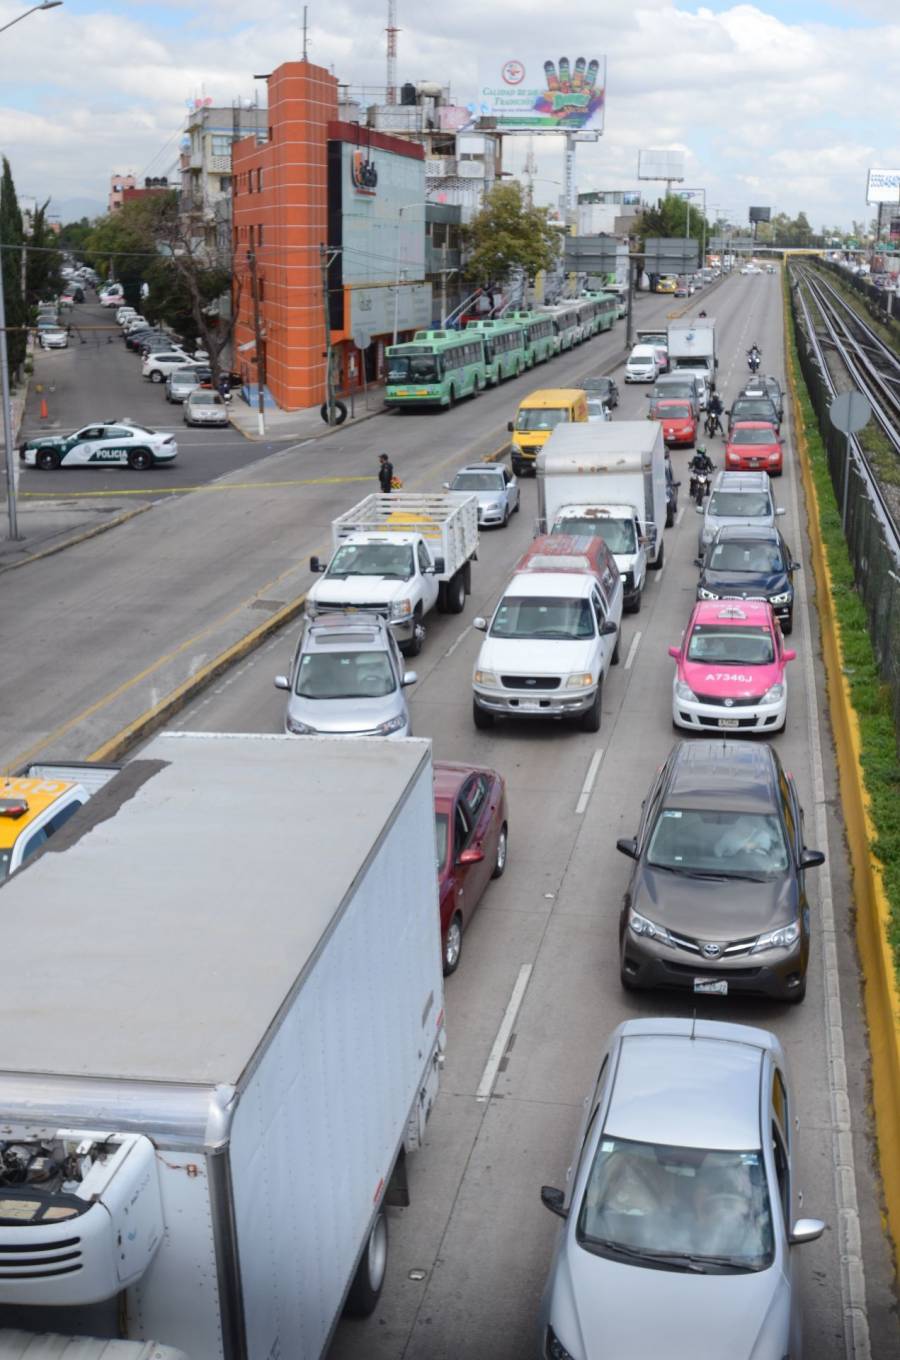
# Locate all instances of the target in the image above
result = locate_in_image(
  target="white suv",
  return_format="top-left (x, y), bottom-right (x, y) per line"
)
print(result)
top-left (142, 350), bottom-right (203, 383)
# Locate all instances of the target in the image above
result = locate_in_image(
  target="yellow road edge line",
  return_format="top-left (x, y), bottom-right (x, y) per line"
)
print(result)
top-left (784, 276), bottom-right (900, 1277)
top-left (19, 474), bottom-right (373, 500)
top-left (0, 503), bottom-right (153, 574)
top-left (87, 593), bottom-right (309, 763)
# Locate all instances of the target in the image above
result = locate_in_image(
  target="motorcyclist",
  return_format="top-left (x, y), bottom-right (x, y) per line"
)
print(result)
top-left (706, 391), bottom-right (725, 435)
top-left (689, 444), bottom-right (715, 475)
top-left (747, 343), bottom-right (761, 370)
top-left (698, 309), bottom-right (707, 318)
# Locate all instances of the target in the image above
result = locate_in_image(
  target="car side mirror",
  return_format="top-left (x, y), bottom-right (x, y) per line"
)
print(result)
top-left (473, 616), bottom-right (487, 631)
top-left (600, 620), bottom-right (617, 637)
top-left (432, 555), bottom-right (445, 574)
top-left (616, 837), bottom-right (638, 860)
top-left (402, 670), bottom-right (418, 687)
top-left (800, 848), bottom-right (826, 870)
top-left (442, 482), bottom-right (450, 490)
top-left (695, 505), bottom-right (704, 515)
top-left (672, 480), bottom-right (681, 488)
top-left (693, 557), bottom-right (703, 567)
top-left (668, 646), bottom-right (681, 660)
top-left (791, 561), bottom-right (801, 571)
top-left (273, 674), bottom-right (291, 691)
top-left (507, 420), bottom-right (514, 432)
top-left (776, 507), bottom-right (786, 516)
top-left (540, 1186), bottom-right (568, 1219)
top-left (423, 564), bottom-right (436, 575)
top-left (779, 437), bottom-right (785, 445)
top-left (309, 555), bottom-right (326, 573)
top-left (458, 846), bottom-right (484, 865)
top-left (783, 649), bottom-right (797, 662)
top-left (790, 1218), bottom-right (826, 1246)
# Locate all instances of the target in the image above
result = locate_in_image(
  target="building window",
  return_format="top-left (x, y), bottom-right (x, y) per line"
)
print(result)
top-left (268, 125), bottom-right (273, 143)
top-left (247, 171), bottom-right (253, 193)
top-left (220, 176), bottom-right (232, 194)
top-left (257, 168), bottom-right (264, 192)
top-left (259, 277), bottom-right (265, 302)
top-left (211, 135), bottom-right (231, 158)
top-left (249, 225), bottom-right (255, 249)
top-left (258, 223), bottom-right (264, 246)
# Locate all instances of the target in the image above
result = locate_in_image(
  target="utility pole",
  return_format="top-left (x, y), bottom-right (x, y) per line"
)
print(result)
top-left (1, 236), bottom-right (20, 539)
top-left (247, 248), bottom-right (266, 438)
top-left (319, 244), bottom-right (336, 425)
top-left (440, 240), bottom-right (448, 327)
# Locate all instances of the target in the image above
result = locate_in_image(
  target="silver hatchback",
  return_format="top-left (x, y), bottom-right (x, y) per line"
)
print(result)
top-left (697, 470), bottom-right (784, 557)
top-left (274, 612), bottom-right (416, 737)
top-left (538, 1018), bottom-right (825, 1360)
top-left (445, 463), bottom-right (519, 528)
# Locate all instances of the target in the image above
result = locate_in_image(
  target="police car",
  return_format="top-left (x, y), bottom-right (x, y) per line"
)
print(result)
top-left (20, 420), bottom-right (178, 471)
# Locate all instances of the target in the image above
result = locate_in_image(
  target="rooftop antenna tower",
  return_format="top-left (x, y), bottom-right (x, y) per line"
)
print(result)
top-left (386, 0), bottom-right (399, 105)
top-left (301, 5), bottom-right (309, 61)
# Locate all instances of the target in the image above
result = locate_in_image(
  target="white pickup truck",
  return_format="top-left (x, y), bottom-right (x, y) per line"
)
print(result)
top-left (307, 492), bottom-right (479, 656)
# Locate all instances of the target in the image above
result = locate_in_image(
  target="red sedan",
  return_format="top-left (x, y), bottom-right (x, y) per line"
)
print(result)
top-left (726, 420), bottom-right (783, 475)
top-left (434, 761), bottom-right (508, 974)
top-left (650, 397), bottom-right (697, 448)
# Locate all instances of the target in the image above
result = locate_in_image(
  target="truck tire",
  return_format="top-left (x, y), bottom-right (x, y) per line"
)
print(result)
top-left (400, 612), bottom-right (424, 657)
top-left (320, 400), bottom-right (348, 425)
top-left (612, 630), bottom-right (621, 665)
top-left (626, 589), bottom-right (642, 616)
top-left (345, 1211), bottom-right (388, 1317)
top-left (580, 682), bottom-right (602, 733)
top-left (442, 572), bottom-right (466, 615)
top-left (649, 541), bottom-right (664, 571)
top-left (473, 699), bottom-right (493, 730)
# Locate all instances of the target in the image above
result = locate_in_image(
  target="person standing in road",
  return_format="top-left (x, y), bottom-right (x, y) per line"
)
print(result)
top-left (378, 453), bottom-right (394, 493)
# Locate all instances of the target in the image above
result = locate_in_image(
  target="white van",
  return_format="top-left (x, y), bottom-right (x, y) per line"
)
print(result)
top-left (625, 344), bottom-right (660, 383)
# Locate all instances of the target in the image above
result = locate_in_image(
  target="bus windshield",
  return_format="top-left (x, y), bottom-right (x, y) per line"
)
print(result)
top-left (387, 355), bottom-right (441, 383)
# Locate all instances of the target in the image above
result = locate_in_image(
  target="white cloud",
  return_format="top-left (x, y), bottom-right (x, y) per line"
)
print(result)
top-left (0, 1), bottom-right (897, 225)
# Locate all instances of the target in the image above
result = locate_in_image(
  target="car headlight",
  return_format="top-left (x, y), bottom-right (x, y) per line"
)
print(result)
top-left (565, 673), bottom-right (594, 688)
top-left (752, 921), bottom-right (800, 953)
top-left (697, 586), bottom-right (719, 600)
top-left (474, 669), bottom-right (498, 686)
top-left (761, 683), bottom-right (784, 704)
top-left (545, 1327), bottom-right (579, 1360)
top-left (376, 714), bottom-right (407, 736)
top-left (628, 910), bottom-right (675, 948)
top-left (389, 599), bottom-right (413, 619)
top-left (286, 716), bottom-right (316, 735)
top-left (769, 591), bottom-right (791, 605)
top-left (675, 680), bottom-right (696, 702)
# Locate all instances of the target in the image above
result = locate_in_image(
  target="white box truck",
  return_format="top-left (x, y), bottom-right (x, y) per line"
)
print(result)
top-left (666, 317), bottom-right (717, 388)
top-left (307, 492), bottom-right (479, 656)
top-left (536, 422), bottom-right (668, 614)
top-left (0, 733), bottom-right (445, 1360)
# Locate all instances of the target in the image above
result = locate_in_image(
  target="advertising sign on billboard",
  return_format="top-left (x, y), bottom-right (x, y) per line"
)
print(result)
top-left (749, 206), bottom-right (771, 223)
top-left (475, 54), bottom-right (606, 132)
top-left (637, 149), bottom-right (685, 182)
top-left (348, 283), bottom-right (433, 335)
top-left (340, 144), bottom-right (426, 287)
top-left (866, 169), bottom-right (900, 205)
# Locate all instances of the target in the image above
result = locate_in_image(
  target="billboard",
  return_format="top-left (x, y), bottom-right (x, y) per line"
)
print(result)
top-left (749, 206), bottom-right (771, 223)
top-left (338, 143), bottom-right (426, 287)
top-left (637, 149), bottom-right (685, 182)
top-left (475, 54), bottom-right (606, 132)
top-left (866, 169), bottom-right (900, 205)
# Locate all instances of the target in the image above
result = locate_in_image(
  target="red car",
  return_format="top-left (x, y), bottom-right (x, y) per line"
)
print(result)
top-left (726, 420), bottom-right (783, 475)
top-left (434, 761), bottom-right (508, 975)
top-left (651, 397), bottom-right (697, 448)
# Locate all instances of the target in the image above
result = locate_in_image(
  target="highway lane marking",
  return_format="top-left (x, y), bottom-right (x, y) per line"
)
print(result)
top-left (475, 964), bottom-right (533, 1102)
top-left (442, 624), bottom-right (473, 660)
top-left (575, 747), bottom-right (605, 815)
top-left (651, 558), bottom-right (666, 580)
top-left (623, 631), bottom-right (642, 670)
top-left (675, 505), bottom-right (685, 527)
top-left (18, 475), bottom-right (372, 499)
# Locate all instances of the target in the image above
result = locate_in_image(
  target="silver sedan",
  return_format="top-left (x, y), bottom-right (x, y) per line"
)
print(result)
top-left (537, 1017), bottom-right (825, 1360)
top-left (183, 389), bottom-right (229, 427)
top-left (445, 463), bottom-right (520, 528)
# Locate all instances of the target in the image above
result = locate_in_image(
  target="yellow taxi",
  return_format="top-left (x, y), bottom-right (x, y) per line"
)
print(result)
top-left (656, 276), bottom-right (677, 295)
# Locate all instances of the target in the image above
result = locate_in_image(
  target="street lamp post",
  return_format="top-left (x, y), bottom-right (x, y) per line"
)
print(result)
top-left (2, 0), bottom-right (64, 540)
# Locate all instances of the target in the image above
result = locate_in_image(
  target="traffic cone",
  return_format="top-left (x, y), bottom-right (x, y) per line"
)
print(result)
top-left (40, 398), bottom-right (49, 421)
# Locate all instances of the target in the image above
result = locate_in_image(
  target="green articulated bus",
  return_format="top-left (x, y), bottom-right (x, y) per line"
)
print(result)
top-left (505, 311), bottom-right (557, 367)
top-left (385, 330), bottom-right (487, 409)
top-left (538, 303), bottom-right (582, 352)
top-left (582, 292), bottom-right (619, 334)
top-left (464, 320), bottom-right (528, 384)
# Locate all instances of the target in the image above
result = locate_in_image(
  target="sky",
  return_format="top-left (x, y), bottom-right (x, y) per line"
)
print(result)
top-left (0, 0), bottom-right (898, 229)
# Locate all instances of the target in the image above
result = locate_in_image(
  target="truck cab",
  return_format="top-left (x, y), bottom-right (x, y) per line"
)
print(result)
top-left (308, 534), bottom-right (440, 656)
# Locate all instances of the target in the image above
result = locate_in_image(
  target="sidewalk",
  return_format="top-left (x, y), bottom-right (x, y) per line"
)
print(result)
top-left (228, 385), bottom-right (386, 441)
top-left (0, 495), bottom-right (147, 570)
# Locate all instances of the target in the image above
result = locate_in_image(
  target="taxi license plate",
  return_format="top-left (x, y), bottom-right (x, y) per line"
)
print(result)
top-left (718, 717), bottom-right (740, 727)
top-left (694, 978), bottom-right (728, 995)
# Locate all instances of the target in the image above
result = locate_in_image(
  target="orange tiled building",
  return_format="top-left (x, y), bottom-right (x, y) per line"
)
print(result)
top-left (232, 61), bottom-right (429, 413)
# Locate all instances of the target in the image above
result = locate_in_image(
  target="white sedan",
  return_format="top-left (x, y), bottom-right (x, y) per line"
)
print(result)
top-left (39, 327), bottom-right (69, 350)
top-left (21, 420), bottom-right (177, 471)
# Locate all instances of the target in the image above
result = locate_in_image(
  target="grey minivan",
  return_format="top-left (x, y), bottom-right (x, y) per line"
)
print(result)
top-left (537, 1017), bottom-right (825, 1360)
top-left (697, 470), bottom-right (784, 557)
top-left (274, 612), bottom-right (416, 737)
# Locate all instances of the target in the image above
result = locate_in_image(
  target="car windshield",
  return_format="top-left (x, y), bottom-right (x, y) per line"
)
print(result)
top-left (516, 407), bottom-right (569, 431)
top-left (190, 393), bottom-right (221, 406)
top-left (731, 428), bottom-right (776, 446)
top-left (326, 543), bottom-right (414, 580)
top-left (452, 472), bottom-right (504, 492)
top-left (577, 1136), bottom-right (774, 1273)
top-left (173, 369), bottom-right (200, 382)
top-left (387, 355), bottom-right (440, 383)
top-left (734, 403), bottom-right (775, 420)
top-left (686, 624), bottom-right (775, 665)
top-left (553, 517), bottom-right (636, 554)
top-left (490, 595), bottom-right (594, 640)
top-left (654, 403), bottom-right (690, 419)
top-left (709, 542), bottom-right (784, 573)
top-left (587, 400), bottom-right (607, 419)
top-left (646, 807), bottom-right (789, 875)
top-left (435, 812), bottom-right (449, 873)
top-left (295, 651), bottom-right (395, 700)
top-left (708, 492), bottom-right (771, 518)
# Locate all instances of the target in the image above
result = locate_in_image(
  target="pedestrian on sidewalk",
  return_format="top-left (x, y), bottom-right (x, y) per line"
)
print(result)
top-left (378, 453), bottom-right (394, 493)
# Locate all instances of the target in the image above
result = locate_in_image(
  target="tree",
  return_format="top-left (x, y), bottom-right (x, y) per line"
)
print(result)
top-left (462, 182), bottom-right (560, 286)
top-left (57, 217), bottom-right (96, 254)
top-left (0, 156), bottom-right (27, 379)
top-left (25, 199), bottom-right (63, 308)
top-left (633, 195), bottom-right (708, 246)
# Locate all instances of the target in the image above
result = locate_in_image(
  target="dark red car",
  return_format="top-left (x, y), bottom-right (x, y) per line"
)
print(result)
top-left (650, 397), bottom-right (697, 448)
top-left (434, 761), bottom-right (508, 974)
top-left (726, 420), bottom-right (783, 475)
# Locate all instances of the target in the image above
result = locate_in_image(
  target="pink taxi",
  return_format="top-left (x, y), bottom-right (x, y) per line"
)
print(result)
top-left (668, 598), bottom-right (795, 734)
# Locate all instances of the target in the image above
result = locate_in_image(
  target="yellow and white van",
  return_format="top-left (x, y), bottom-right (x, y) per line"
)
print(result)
top-left (508, 388), bottom-right (589, 477)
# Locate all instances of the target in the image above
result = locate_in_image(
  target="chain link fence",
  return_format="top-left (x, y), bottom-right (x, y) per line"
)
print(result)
top-left (791, 291), bottom-right (900, 741)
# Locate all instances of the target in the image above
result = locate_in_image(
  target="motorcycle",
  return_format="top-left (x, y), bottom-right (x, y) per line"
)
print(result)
top-left (704, 410), bottom-right (724, 438)
top-left (690, 465), bottom-right (715, 505)
top-left (748, 350), bottom-right (761, 373)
